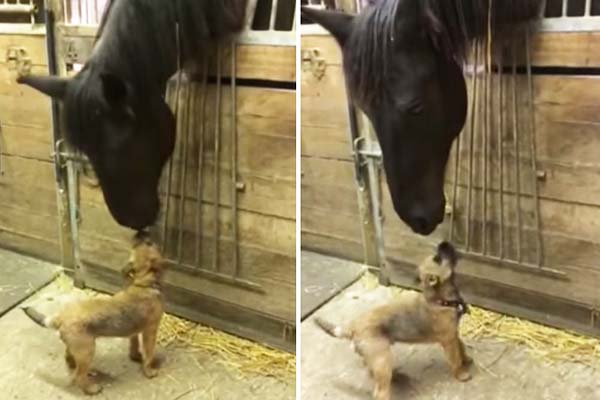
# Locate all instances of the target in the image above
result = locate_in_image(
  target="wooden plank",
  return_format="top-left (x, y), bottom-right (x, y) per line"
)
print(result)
top-left (530, 32), bottom-right (600, 68)
top-left (301, 231), bottom-right (364, 263)
top-left (0, 124), bottom-right (53, 161)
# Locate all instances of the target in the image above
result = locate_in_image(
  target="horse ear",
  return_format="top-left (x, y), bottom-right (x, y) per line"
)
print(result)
top-left (16, 75), bottom-right (69, 100)
top-left (301, 7), bottom-right (354, 46)
top-left (100, 72), bottom-right (128, 105)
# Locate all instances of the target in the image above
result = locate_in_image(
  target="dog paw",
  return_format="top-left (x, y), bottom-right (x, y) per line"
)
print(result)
top-left (455, 369), bottom-right (472, 382)
top-left (143, 367), bottom-right (159, 379)
top-left (83, 383), bottom-right (103, 395)
top-left (129, 351), bottom-right (143, 363)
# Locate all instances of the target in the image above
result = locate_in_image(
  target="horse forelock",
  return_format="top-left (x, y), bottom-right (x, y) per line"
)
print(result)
top-left (90, 0), bottom-right (248, 95)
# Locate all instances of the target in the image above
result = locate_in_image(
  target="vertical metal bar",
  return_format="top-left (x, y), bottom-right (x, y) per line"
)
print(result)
top-left (176, 80), bottom-right (193, 265)
top-left (448, 108), bottom-right (462, 241)
top-left (497, 43), bottom-right (505, 260)
top-left (195, 61), bottom-right (208, 269)
top-left (482, 28), bottom-right (491, 255)
top-left (212, 46), bottom-right (222, 272)
top-left (511, 34), bottom-right (523, 263)
top-left (466, 40), bottom-right (480, 251)
top-left (562, 0), bottom-right (568, 16)
top-left (270, 0), bottom-right (279, 30)
top-left (585, 0), bottom-right (592, 16)
top-left (525, 26), bottom-right (544, 267)
top-left (44, 2), bottom-right (78, 282)
top-left (162, 24), bottom-right (183, 253)
top-left (231, 42), bottom-right (240, 277)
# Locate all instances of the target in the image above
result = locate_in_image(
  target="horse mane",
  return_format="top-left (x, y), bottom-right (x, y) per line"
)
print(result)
top-left (346, 0), bottom-right (543, 105)
top-left (87, 0), bottom-right (247, 93)
top-left (64, 0), bottom-right (247, 151)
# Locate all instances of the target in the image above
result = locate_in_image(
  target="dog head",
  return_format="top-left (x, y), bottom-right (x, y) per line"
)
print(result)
top-left (417, 242), bottom-right (465, 310)
top-left (122, 231), bottom-right (164, 287)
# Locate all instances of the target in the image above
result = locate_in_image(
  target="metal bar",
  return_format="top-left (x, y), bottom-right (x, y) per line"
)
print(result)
top-left (212, 46), bottom-right (222, 272)
top-left (162, 24), bottom-right (183, 253)
top-left (176, 79), bottom-right (192, 265)
top-left (270, 0), bottom-right (279, 30)
top-left (195, 61), bottom-right (208, 268)
top-left (511, 33), bottom-right (523, 263)
top-left (167, 260), bottom-right (265, 293)
top-left (525, 26), bottom-right (544, 267)
top-left (45, 3), bottom-right (78, 281)
top-left (231, 41), bottom-right (240, 277)
top-left (585, 0), bottom-right (592, 16)
top-left (497, 44), bottom-right (505, 260)
top-left (482, 30), bottom-right (491, 255)
top-left (0, 4), bottom-right (35, 13)
top-left (466, 40), bottom-right (480, 251)
top-left (448, 108), bottom-right (462, 242)
top-left (562, 0), bottom-right (568, 16)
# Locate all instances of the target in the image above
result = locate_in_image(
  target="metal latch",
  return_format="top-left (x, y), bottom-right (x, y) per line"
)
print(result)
top-left (302, 48), bottom-right (326, 80)
top-left (6, 46), bottom-right (31, 77)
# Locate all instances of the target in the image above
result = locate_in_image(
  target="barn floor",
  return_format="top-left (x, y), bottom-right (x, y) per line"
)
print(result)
top-left (301, 253), bottom-right (600, 400)
top-left (0, 249), bottom-right (294, 400)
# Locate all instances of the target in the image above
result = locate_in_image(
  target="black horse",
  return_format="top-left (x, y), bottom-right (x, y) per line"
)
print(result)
top-left (18, 0), bottom-right (247, 230)
top-left (302, 0), bottom-right (542, 235)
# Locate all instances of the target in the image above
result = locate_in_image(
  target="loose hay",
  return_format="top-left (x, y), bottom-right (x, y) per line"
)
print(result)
top-left (48, 273), bottom-right (295, 381)
top-left (157, 313), bottom-right (295, 382)
top-left (358, 272), bottom-right (600, 368)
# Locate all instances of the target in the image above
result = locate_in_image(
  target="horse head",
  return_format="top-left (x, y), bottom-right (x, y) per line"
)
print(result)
top-left (302, 5), bottom-right (467, 235)
top-left (18, 70), bottom-right (176, 230)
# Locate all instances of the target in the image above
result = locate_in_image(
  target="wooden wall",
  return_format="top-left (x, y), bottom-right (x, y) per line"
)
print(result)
top-left (0, 31), bottom-right (62, 263)
top-left (301, 34), bottom-right (365, 261)
top-left (301, 29), bottom-right (600, 335)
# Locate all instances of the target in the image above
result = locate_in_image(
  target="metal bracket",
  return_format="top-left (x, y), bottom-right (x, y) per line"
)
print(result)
top-left (6, 46), bottom-right (32, 77)
top-left (301, 48), bottom-right (326, 80)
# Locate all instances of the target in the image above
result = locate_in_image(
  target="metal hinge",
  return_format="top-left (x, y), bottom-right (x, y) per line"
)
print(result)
top-left (6, 47), bottom-right (32, 77)
top-left (301, 48), bottom-right (326, 80)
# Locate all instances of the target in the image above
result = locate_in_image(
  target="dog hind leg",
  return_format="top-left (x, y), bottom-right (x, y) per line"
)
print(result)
top-left (66, 334), bottom-right (101, 395)
top-left (357, 336), bottom-right (393, 400)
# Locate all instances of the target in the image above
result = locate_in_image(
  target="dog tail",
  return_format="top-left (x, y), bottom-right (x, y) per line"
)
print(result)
top-left (314, 317), bottom-right (351, 339)
top-left (21, 307), bottom-right (59, 329)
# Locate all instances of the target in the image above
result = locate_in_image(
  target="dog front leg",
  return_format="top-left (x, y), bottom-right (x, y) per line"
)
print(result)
top-left (441, 339), bottom-right (472, 382)
top-left (458, 338), bottom-right (473, 367)
top-left (141, 324), bottom-right (160, 378)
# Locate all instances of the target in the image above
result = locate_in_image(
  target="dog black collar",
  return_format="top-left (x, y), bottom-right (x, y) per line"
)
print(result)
top-left (439, 300), bottom-right (469, 317)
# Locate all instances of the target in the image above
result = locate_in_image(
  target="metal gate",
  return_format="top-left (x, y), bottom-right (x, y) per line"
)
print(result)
top-left (42, 0), bottom-right (296, 350)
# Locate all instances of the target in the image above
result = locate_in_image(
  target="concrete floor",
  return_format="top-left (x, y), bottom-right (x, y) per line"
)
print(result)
top-left (301, 272), bottom-right (600, 400)
top-left (0, 250), bottom-right (294, 400)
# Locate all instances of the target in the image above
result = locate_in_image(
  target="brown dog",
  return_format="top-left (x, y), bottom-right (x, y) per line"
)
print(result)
top-left (22, 232), bottom-right (165, 395)
top-left (315, 241), bottom-right (472, 400)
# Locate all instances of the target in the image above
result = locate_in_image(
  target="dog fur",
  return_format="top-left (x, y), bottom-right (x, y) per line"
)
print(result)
top-left (314, 241), bottom-right (471, 400)
top-left (22, 232), bottom-right (165, 395)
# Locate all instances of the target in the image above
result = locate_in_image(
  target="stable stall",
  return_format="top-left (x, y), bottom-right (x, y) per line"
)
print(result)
top-left (0, 0), bottom-right (296, 352)
top-left (301, 0), bottom-right (600, 336)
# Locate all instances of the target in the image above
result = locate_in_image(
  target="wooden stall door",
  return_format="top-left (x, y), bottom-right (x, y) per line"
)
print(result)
top-left (50, 0), bottom-right (296, 351)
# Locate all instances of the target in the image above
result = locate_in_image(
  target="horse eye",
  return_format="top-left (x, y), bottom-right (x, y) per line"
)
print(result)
top-left (407, 101), bottom-right (424, 115)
